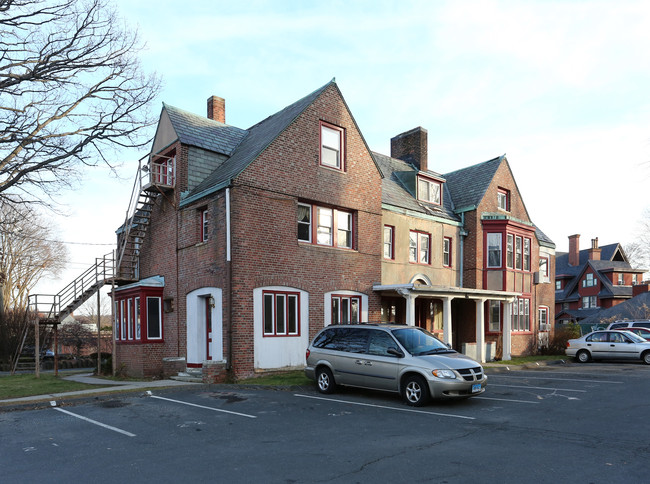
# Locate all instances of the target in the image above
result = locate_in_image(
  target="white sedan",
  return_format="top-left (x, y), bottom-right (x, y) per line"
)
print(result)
top-left (566, 330), bottom-right (650, 364)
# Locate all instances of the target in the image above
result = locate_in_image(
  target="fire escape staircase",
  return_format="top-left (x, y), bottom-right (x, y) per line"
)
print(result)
top-left (28, 155), bottom-right (176, 325)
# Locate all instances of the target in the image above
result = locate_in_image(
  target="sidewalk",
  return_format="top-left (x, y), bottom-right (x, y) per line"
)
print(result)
top-left (0, 372), bottom-right (201, 408)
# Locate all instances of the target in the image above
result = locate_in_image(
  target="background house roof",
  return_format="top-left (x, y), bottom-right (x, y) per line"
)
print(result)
top-left (577, 291), bottom-right (650, 325)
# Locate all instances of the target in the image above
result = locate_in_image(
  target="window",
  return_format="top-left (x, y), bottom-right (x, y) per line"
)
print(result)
top-left (298, 203), bottom-right (353, 249)
top-left (506, 234), bottom-right (514, 268)
top-left (368, 331), bottom-right (400, 357)
top-left (497, 188), bottom-right (510, 211)
top-left (617, 273), bottom-right (625, 285)
top-left (147, 297), bottom-right (162, 339)
top-left (134, 297), bottom-right (141, 340)
top-left (489, 300), bottom-right (501, 332)
top-left (515, 236), bottom-right (522, 270)
top-left (417, 176), bottom-right (441, 205)
top-left (487, 233), bottom-right (502, 268)
top-left (120, 300), bottom-right (126, 340)
top-left (127, 298), bottom-right (133, 340)
top-left (151, 154), bottom-right (175, 187)
top-left (582, 273), bottom-right (596, 288)
top-left (331, 295), bottom-right (361, 325)
top-left (523, 238), bottom-right (531, 271)
top-left (562, 302), bottom-right (570, 310)
top-left (263, 290), bottom-right (300, 336)
top-left (409, 231), bottom-right (430, 264)
top-left (443, 237), bottom-right (452, 267)
top-left (556, 280), bottom-right (562, 290)
top-left (512, 298), bottom-right (530, 331)
top-left (320, 122), bottom-right (344, 170)
top-left (539, 257), bottom-right (549, 278)
top-left (384, 225), bottom-right (394, 259)
top-left (201, 209), bottom-right (209, 242)
top-left (582, 296), bottom-right (597, 309)
top-left (539, 307), bottom-right (549, 331)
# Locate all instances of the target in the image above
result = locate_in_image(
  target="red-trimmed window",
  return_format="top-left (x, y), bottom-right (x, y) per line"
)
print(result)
top-left (487, 233), bottom-right (502, 268)
top-left (417, 176), bottom-right (442, 205)
top-left (524, 238), bottom-right (531, 271)
top-left (263, 290), bottom-right (300, 337)
top-left (506, 234), bottom-right (514, 268)
top-left (298, 202), bottom-right (354, 249)
top-left (320, 121), bottom-right (345, 170)
top-left (488, 300), bottom-right (501, 332)
top-left (409, 230), bottom-right (431, 264)
top-left (384, 225), bottom-right (395, 259)
top-left (515, 236), bottom-right (523, 270)
top-left (582, 273), bottom-right (596, 287)
top-left (497, 188), bottom-right (510, 211)
top-left (200, 208), bottom-right (209, 242)
top-left (331, 295), bottom-right (361, 325)
top-left (113, 289), bottom-right (163, 343)
top-left (443, 237), bottom-right (452, 267)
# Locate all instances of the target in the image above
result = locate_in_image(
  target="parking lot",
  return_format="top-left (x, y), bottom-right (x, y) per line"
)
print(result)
top-left (1, 363), bottom-right (649, 483)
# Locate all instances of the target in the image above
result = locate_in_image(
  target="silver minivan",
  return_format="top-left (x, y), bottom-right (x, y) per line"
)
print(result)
top-left (304, 324), bottom-right (487, 406)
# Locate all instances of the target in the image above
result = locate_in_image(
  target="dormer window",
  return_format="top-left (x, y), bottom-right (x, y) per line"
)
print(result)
top-left (417, 176), bottom-right (441, 205)
top-left (497, 188), bottom-right (510, 211)
top-left (320, 122), bottom-right (344, 170)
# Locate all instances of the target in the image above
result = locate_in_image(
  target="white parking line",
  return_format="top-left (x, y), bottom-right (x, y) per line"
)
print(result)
top-left (294, 394), bottom-right (475, 420)
top-left (489, 384), bottom-right (586, 392)
top-left (488, 375), bottom-right (623, 384)
top-left (150, 395), bottom-right (257, 419)
top-left (53, 408), bottom-right (136, 437)
top-left (475, 396), bottom-right (540, 404)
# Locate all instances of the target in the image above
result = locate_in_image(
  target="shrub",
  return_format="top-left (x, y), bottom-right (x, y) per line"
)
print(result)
top-left (548, 322), bottom-right (581, 354)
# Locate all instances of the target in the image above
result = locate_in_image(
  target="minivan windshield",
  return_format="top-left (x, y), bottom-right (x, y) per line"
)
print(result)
top-left (391, 327), bottom-right (452, 356)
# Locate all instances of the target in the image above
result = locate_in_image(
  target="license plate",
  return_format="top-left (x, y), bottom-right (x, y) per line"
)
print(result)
top-left (471, 383), bottom-right (481, 393)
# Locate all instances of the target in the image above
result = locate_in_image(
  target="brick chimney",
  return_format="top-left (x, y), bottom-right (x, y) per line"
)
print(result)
top-left (588, 237), bottom-right (601, 261)
top-left (568, 234), bottom-right (580, 266)
top-left (391, 127), bottom-right (428, 172)
top-left (207, 95), bottom-right (225, 123)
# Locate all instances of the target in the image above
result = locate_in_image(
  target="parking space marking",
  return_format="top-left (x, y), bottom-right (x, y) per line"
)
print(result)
top-left (489, 384), bottom-right (586, 392)
top-left (475, 396), bottom-right (540, 404)
top-left (488, 374), bottom-right (623, 384)
top-left (53, 408), bottom-right (136, 437)
top-left (150, 395), bottom-right (257, 419)
top-left (294, 394), bottom-right (475, 420)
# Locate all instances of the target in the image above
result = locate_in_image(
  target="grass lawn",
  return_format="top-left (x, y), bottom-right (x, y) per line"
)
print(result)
top-left (0, 373), bottom-right (112, 400)
top-left (488, 355), bottom-right (566, 365)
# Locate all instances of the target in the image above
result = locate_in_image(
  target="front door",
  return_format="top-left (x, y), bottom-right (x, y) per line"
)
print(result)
top-left (205, 297), bottom-right (212, 361)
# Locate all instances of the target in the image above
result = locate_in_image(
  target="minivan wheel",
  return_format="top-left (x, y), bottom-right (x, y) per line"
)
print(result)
top-left (576, 350), bottom-right (591, 363)
top-left (402, 375), bottom-right (429, 407)
top-left (316, 367), bottom-right (336, 394)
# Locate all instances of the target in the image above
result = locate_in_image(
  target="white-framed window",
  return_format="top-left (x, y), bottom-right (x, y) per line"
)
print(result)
top-left (417, 176), bottom-right (441, 205)
top-left (582, 273), bottom-right (596, 287)
top-left (523, 238), bottom-right (531, 271)
top-left (582, 296), bottom-right (597, 309)
top-left (617, 273), bottom-right (624, 285)
top-left (384, 225), bottom-right (394, 259)
top-left (146, 297), bottom-right (162, 339)
top-left (539, 257), bottom-right (549, 278)
top-left (320, 122), bottom-right (344, 170)
top-left (114, 301), bottom-right (119, 341)
top-left (120, 299), bottom-right (126, 340)
top-left (539, 306), bottom-right (549, 331)
top-left (506, 234), bottom-right (514, 268)
top-left (489, 300), bottom-right (501, 332)
top-left (331, 294), bottom-right (361, 325)
top-left (556, 280), bottom-right (562, 290)
top-left (134, 297), bottom-right (141, 340)
top-left (497, 188), bottom-right (510, 211)
top-left (515, 236), bottom-right (523, 270)
top-left (298, 203), bottom-right (353, 249)
top-left (512, 297), bottom-right (530, 331)
top-left (487, 233), bottom-right (502, 268)
top-left (263, 290), bottom-right (300, 336)
top-left (127, 298), bottom-right (133, 340)
top-left (443, 237), bottom-right (452, 267)
top-left (409, 230), bottom-right (431, 264)
top-left (201, 209), bottom-right (209, 242)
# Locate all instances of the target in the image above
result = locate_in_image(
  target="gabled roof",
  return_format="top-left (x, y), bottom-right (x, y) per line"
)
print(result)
top-left (577, 291), bottom-right (650, 325)
top-left (556, 259), bottom-right (637, 302)
top-left (163, 104), bottom-right (247, 156)
top-left (372, 151), bottom-right (459, 223)
top-left (555, 243), bottom-right (628, 276)
top-left (443, 155), bottom-right (503, 212)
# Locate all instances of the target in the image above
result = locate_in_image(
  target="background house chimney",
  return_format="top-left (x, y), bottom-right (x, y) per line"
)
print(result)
top-left (207, 95), bottom-right (225, 123)
top-left (588, 237), bottom-right (601, 261)
top-left (568, 234), bottom-right (580, 266)
top-left (390, 127), bottom-right (428, 172)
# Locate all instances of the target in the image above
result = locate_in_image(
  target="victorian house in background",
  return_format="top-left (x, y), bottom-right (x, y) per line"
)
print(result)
top-left (107, 80), bottom-right (556, 381)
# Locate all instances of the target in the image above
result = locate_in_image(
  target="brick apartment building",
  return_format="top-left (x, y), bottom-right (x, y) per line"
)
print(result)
top-left (111, 80), bottom-right (556, 380)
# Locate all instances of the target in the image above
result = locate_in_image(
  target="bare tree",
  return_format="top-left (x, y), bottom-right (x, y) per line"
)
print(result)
top-left (0, 201), bottom-right (67, 311)
top-left (0, 0), bottom-right (160, 206)
top-left (625, 207), bottom-right (650, 273)
top-left (59, 319), bottom-right (93, 358)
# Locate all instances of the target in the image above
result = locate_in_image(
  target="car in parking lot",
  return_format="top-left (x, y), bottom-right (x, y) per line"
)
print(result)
top-left (305, 323), bottom-right (487, 406)
top-left (613, 326), bottom-right (650, 341)
top-left (566, 330), bottom-right (650, 364)
top-left (606, 320), bottom-right (650, 330)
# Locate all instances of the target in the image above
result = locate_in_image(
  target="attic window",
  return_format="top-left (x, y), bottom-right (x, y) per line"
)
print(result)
top-left (497, 188), bottom-right (510, 211)
top-left (320, 122), bottom-right (345, 171)
top-left (417, 176), bottom-right (441, 205)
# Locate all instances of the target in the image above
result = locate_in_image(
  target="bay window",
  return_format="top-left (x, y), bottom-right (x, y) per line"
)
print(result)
top-left (487, 233), bottom-right (502, 268)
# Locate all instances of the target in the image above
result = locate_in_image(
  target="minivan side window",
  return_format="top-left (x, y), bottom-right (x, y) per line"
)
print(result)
top-left (633, 322), bottom-right (650, 328)
top-left (610, 323), bottom-right (627, 329)
top-left (313, 328), bottom-right (368, 353)
top-left (368, 331), bottom-right (400, 357)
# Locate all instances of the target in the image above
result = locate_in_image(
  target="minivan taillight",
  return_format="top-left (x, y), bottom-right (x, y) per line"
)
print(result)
top-left (306, 348), bottom-right (310, 361)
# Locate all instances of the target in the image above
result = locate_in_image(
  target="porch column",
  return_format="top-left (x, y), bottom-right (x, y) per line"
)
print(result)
top-left (442, 297), bottom-right (453, 346)
top-left (475, 298), bottom-right (486, 363)
top-left (398, 289), bottom-right (416, 326)
top-left (502, 300), bottom-right (512, 361)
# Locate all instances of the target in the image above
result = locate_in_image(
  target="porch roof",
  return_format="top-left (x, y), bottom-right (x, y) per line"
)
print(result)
top-left (373, 283), bottom-right (520, 301)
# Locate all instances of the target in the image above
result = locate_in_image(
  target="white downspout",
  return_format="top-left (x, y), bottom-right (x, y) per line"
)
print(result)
top-left (226, 188), bottom-right (231, 262)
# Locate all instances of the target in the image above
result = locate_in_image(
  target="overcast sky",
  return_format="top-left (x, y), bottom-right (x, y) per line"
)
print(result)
top-left (34, 0), bottom-right (650, 294)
